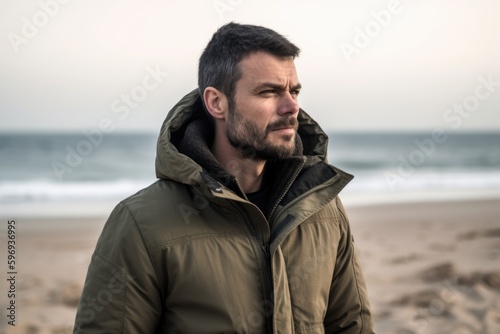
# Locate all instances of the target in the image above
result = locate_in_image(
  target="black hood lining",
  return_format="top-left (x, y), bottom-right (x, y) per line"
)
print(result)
top-left (173, 96), bottom-right (311, 217)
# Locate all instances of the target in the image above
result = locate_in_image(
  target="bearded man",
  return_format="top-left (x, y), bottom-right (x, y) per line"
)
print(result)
top-left (74, 22), bottom-right (374, 333)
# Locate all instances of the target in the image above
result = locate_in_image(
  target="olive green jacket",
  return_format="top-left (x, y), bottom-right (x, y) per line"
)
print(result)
top-left (74, 90), bottom-right (374, 333)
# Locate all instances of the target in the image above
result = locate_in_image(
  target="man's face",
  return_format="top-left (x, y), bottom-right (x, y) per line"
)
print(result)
top-left (226, 51), bottom-right (301, 161)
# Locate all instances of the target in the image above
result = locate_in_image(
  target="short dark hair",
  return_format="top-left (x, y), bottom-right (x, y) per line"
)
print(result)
top-left (198, 22), bottom-right (300, 107)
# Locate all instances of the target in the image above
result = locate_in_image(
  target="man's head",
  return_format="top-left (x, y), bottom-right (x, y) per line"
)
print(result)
top-left (199, 23), bottom-right (302, 161)
top-left (198, 22), bottom-right (301, 108)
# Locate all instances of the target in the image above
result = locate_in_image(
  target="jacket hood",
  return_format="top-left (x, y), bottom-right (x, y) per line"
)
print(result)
top-left (155, 89), bottom-right (331, 187)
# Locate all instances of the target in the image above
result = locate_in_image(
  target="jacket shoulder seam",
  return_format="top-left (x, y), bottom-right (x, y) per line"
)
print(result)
top-left (150, 230), bottom-right (244, 250)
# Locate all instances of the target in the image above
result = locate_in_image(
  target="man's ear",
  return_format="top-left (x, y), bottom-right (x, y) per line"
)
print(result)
top-left (203, 87), bottom-right (228, 120)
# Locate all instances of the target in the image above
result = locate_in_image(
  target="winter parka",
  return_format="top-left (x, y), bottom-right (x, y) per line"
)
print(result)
top-left (73, 89), bottom-right (374, 333)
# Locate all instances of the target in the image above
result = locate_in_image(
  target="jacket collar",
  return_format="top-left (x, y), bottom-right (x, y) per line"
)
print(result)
top-left (155, 89), bottom-right (353, 216)
top-left (173, 98), bottom-right (307, 218)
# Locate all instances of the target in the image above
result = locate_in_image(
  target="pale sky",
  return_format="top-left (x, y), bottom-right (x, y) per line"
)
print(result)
top-left (1, 0), bottom-right (499, 133)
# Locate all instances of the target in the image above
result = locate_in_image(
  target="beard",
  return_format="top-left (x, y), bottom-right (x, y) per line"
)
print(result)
top-left (226, 107), bottom-right (299, 161)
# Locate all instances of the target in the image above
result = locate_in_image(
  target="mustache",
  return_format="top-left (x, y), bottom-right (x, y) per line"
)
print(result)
top-left (266, 117), bottom-right (299, 133)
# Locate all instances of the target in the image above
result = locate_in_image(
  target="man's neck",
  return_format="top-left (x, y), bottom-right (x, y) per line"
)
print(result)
top-left (211, 134), bottom-right (266, 194)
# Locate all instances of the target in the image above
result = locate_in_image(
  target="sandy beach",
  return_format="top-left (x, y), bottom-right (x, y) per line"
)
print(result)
top-left (1, 198), bottom-right (499, 333)
top-left (348, 199), bottom-right (500, 333)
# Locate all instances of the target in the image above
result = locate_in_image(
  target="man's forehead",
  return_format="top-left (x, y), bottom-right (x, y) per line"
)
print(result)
top-left (238, 52), bottom-right (299, 84)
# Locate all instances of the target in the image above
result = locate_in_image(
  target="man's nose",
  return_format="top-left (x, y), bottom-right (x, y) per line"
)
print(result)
top-left (277, 91), bottom-right (299, 116)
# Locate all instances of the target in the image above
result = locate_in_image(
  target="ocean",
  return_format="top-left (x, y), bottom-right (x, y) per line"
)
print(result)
top-left (1, 132), bottom-right (499, 217)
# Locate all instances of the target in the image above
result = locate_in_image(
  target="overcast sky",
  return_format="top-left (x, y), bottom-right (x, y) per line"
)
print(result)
top-left (1, 0), bottom-right (499, 133)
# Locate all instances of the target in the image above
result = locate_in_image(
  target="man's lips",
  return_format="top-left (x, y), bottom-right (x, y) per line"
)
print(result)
top-left (272, 126), bottom-right (295, 131)
top-left (271, 126), bottom-right (296, 137)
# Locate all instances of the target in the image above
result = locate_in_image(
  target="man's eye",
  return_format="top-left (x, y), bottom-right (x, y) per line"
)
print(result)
top-left (260, 90), bottom-right (277, 95)
top-left (291, 90), bottom-right (300, 96)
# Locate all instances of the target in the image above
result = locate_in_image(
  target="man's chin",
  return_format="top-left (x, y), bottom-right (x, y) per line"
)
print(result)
top-left (265, 141), bottom-right (297, 160)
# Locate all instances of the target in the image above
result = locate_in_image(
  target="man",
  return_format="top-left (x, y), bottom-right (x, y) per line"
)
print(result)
top-left (74, 22), bottom-right (374, 333)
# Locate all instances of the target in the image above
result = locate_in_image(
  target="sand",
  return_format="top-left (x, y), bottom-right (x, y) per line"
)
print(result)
top-left (0, 218), bottom-right (103, 333)
top-left (348, 199), bottom-right (500, 334)
top-left (1, 198), bottom-right (499, 333)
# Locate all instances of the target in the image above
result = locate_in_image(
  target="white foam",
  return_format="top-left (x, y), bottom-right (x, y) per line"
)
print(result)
top-left (341, 188), bottom-right (500, 208)
top-left (2, 173), bottom-right (500, 217)
top-left (347, 170), bottom-right (500, 193)
top-left (0, 200), bottom-right (118, 218)
top-left (0, 179), bottom-right (152, 203)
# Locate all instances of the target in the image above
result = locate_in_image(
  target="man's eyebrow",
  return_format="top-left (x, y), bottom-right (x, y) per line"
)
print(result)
top-left (254, 82), bottom-right (302, 91)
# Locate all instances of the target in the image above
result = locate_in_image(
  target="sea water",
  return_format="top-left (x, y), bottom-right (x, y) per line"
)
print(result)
top-left (1, 132), bottom-right (499, 217)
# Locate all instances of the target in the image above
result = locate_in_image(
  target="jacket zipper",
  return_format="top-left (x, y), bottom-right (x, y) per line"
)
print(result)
top-left (243, 209), bottom-right (273, 333)
top-left (228, 192), bottom-right (274, 334)
top-left (268, 156), bottom-right (306, 223)
top-left (223, 160), bottom-right (304, 333)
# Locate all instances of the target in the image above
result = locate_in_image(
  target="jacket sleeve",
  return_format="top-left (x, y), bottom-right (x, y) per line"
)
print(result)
top-left (73, 202), bottom-right (162, 333)
top-left (324, 197), bottom-right (375, 333)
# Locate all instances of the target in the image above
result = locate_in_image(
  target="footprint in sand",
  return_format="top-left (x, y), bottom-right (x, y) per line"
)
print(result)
top-left (457, 228), bottom-right (500, 241)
